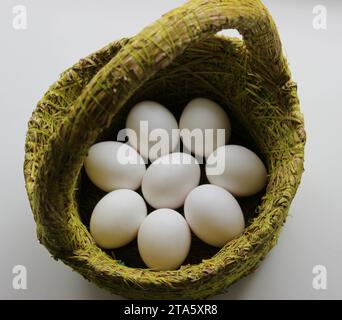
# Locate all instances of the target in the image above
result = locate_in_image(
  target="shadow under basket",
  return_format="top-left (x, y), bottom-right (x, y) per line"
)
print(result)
top-left (24, 0), bottom-right (306, 299)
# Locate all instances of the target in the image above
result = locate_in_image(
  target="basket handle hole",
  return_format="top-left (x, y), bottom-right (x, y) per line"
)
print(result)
top-left (216, 29), bottom-right (242, 40)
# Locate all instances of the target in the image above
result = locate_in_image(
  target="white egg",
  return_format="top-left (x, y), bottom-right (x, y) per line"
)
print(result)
top-left (206, 145), bottom-right (267, 197)
top-left (90, 189), bottom-right (147, 249)
top-left (179, 97), bottom-right (231, 158)
top-left (126, 101), bottom-right (179, 161)
top-left (84, 141), bottom-right (146, 192)
top-left (142, 152), bottom-right (200, 209)
top-left (137, 209), bottom-right (191, 270)
top-left (184, 184), bottom-right (245, 247)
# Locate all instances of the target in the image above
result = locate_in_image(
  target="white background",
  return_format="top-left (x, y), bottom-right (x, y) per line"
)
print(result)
top-left (0, 0), bottom-right (341, 299)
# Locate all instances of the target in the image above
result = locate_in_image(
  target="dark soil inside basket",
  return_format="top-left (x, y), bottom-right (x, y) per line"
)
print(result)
top-left (78, 98), bottom-right (264, 269)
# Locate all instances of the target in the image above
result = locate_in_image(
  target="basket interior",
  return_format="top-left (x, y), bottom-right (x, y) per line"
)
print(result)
top-left (77, 36), bottom-right (268, 268)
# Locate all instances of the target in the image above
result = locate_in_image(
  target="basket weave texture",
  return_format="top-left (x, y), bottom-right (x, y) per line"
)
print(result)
top-left (24, 0), bottom-right (305, 299)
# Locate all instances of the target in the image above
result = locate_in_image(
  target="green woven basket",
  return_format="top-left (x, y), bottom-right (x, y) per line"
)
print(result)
top-left (24, 0), bottom-right (305, 299)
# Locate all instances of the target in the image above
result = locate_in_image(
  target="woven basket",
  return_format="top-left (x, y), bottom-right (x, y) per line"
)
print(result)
top-left (24, 0), bottom-right (305, 299)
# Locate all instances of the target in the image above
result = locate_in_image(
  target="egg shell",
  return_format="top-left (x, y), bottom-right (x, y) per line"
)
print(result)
top-left (179, 97), bottom-right (231, 158)
top-left (84, 141), bottom-right (146, 192)
top-left (90, 189), bottom-right (147, 249)
top-left (142, 152), bottom-right (201, 209)
top-left (206, 145), bottom-right (267, 197)
top-left (126, 101), bottom-right (179, 161)
top-left (184, 184), bottom-right (245, 247)
top-left (137, 209), bottom-right (191, 270)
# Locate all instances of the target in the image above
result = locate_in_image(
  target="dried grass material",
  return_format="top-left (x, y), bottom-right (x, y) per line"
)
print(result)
top-left (24, 0), bottom-right (305, 299)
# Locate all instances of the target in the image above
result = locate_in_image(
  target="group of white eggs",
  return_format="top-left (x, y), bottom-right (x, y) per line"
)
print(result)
top-left (84, 98), bottom-right (267, 271)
